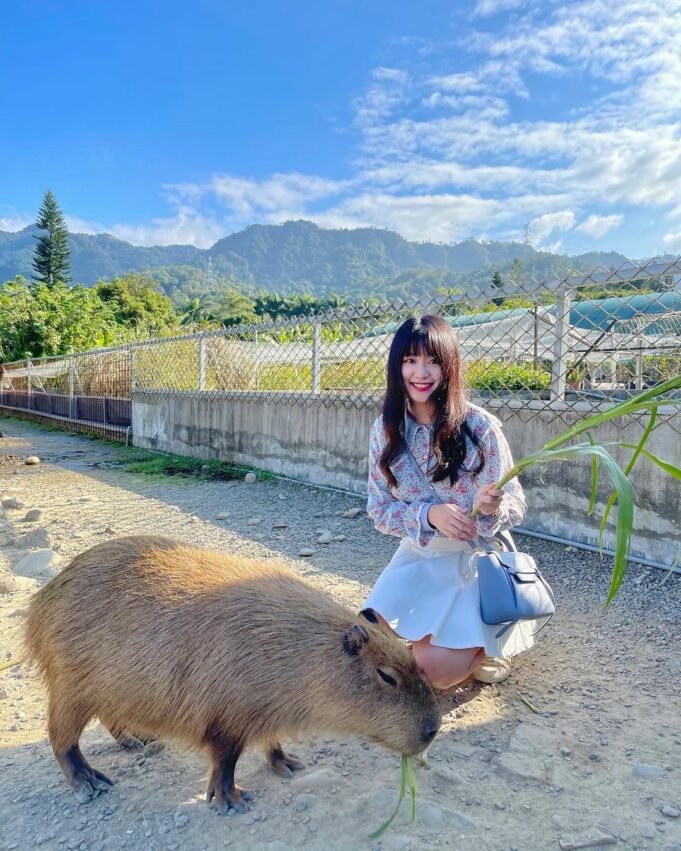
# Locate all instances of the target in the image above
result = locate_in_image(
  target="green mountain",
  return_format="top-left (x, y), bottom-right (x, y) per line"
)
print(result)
top-left (0, 219), bottom-right (632, 301)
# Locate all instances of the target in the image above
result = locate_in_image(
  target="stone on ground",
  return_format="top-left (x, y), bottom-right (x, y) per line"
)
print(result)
top-left (23, 508), bottom-right (46, 522)
top-left (13, 549), bottom-right (59, 581)
top-left (2, 497), bottom-right (25, 510)
top-left (340, 506), bottom-right (363, 519)
top-left (18, 527), bottom-right (52, 549)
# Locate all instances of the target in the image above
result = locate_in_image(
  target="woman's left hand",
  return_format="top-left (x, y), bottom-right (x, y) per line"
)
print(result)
top-left (474, 482), bottom-right (503, 516)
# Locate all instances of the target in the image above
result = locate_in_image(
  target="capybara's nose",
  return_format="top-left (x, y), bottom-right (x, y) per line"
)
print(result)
top-left (420, 719), bottom-right (439, 744)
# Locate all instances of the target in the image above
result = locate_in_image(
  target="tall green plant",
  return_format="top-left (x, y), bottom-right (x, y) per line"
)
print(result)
top-left (471, 376), bottom-right (681, 602)
top-left (32, 189), bottom-right (71, 286)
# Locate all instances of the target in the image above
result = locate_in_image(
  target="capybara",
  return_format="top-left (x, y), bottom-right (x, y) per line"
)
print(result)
top-left (25, 535), bottom-right (441, 812)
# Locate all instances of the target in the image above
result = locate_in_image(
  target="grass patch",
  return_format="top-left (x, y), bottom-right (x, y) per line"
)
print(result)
top-left (0, 412), bottom-right (66, 433)
top-left (116, 447), bottom-right (271, 482)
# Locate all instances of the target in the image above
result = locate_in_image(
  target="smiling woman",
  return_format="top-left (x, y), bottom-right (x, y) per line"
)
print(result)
top-left (362, 315), bottom-right (531, 689)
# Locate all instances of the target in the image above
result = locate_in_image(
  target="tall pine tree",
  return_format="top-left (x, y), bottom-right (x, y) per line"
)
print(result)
top-left (32, 189), bottom-right (71, 286)
top-left (491, 269), bottom-right (504, 306)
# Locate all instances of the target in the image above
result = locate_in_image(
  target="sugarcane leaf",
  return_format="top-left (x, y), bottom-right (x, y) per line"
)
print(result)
top-left (369, 754), bottom-right (409, 839)
top-left (542, 375), bottom-right (681, 452)
top-left (599, 409), bottom-right (658, 552)
top-left (620, 444), bottom-right (681, 479)
top-left (587, 431), bottom-right (599, 515)
top-left (504, 442), bottom-right (634, 603)
top-left (407, 756), bottom-right (417, 822)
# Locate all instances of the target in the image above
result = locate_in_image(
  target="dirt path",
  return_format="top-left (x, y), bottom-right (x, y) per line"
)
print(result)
top-left (1, 418), bottom-right (679, 851)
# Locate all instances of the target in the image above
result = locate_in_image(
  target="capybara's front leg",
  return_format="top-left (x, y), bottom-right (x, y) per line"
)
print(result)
top-left (55, 745), bottom-right (114, 802)
top-left (266, 742), bottom-right (306, 778)
top-left (204, 732), bottom-right (251, 815)
top-left (48, 686), bottom-right (113, 802)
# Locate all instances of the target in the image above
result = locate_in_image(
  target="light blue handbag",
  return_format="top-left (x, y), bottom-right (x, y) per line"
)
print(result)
top-left (470, 530), bottom-right (555, 638)
top-left (401, 443), bottom-right (555, 639)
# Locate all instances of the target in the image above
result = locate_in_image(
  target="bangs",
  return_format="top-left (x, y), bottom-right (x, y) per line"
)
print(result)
top-left (403, 339), bottom-right (436, 359)
top-left (399, 326), bottom-right (439, 360)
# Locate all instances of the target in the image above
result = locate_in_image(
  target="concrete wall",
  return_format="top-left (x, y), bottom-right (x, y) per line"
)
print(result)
top-left (133, 390), bottom-right (681, 566)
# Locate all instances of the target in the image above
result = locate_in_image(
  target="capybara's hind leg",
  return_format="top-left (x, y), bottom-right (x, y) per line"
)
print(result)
top-left (105, 723), bottom-right (145, 751)
top-left (204, 731), bottom-right (251, 815)
top-left (100, 718), bottom-right (154, 751)
top-left (49, 689), bottom-right (113, 801)
top-left (266, 742), bottom-right (306, 778)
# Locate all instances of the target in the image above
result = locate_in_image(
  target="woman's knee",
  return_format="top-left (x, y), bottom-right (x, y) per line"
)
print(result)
top-left (413, 641), bottom-right (484, 690)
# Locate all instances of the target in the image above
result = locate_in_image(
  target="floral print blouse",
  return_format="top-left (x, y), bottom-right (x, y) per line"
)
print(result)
top-left (367, 404), bottom-right (526, 548)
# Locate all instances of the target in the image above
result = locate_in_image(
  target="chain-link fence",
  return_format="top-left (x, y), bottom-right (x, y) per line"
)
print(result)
top-left (0, 346), bottom-right (133, 441)
top-left (1, 257), bottom-right (680, 438)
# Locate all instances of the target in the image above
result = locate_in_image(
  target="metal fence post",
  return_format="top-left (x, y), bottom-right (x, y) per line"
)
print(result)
top-left (68, 357), bottom-right (75, 420)
top-left (312, 322), bottom-right (322, 394)
top-left (635, 335), bottom-right (644, 390)
top-left (198, 337), bottom-right (206, 391)
top-left (27, 360), bottom-right (32, 409)
top-left (550, 283), bottom-right (572, 402)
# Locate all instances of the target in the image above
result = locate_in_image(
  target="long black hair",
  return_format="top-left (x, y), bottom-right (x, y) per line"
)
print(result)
top-left (379, 315), bottom-right (485, 488)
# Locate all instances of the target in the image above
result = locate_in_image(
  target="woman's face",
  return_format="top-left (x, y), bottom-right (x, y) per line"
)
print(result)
top-left (401, 349), bottom-right (442, 407)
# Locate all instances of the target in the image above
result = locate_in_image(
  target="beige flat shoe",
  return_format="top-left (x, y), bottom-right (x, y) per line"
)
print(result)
top-left (473, 655), bottom-right (512, 684)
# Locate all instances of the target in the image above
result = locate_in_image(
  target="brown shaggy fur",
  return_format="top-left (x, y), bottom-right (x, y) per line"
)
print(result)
top-left (25, 536), bottom-right (441, 813)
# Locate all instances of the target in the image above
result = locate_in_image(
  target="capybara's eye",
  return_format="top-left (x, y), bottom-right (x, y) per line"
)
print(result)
top-left (377, 669), bottom-right (398, 687)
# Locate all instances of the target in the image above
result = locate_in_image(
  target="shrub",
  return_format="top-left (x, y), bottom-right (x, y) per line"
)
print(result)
top-left (466, 359), bottom-right (551, 394)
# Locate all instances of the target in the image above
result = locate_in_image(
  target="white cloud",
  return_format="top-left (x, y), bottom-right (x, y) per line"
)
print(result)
top-left (354, 67), bottom-right (411, 130)
top-left (474, 0), bottom-right (525, 16)
top-left (427, 72), bottom-right (485, 94)
top-left (322, 192), bottom-right (504, 243)
top-left (168, 173), bottom-right (347, 220)
top-left (0, 216), bottom-right (31, 232)
top-left (307, 192), bottom-right (580, 245)
top-left (576, 214), bottom-right (624, 238)
top-left (544, 239), bottom-right (564, 254)
top-left (529, 211), bottom-right (576, 246)
top-left (109, 207), bottom-right (225, 248)
top-left (373, 67), bottom-right (409, 84)
top-left (662, 230), bottom-right (681, 252)
top-left (64, 215), bottom-right (104, 235)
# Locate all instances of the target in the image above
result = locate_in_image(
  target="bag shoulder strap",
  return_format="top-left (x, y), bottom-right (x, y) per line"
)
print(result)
top-left (400, 439), bottom-right (514, 553)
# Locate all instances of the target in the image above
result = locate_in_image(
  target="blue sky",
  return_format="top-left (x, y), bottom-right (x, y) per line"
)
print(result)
top-left (1, 0), bottom-right (680, 257)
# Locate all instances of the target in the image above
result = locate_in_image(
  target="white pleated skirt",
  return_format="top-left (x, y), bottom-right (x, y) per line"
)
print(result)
top-left (363, 536), bottom-right (535, 659)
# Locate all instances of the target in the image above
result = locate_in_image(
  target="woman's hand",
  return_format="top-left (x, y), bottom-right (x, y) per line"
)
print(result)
top-left (473, 482), bottom-right (504, 516)
top-left (427, 503), bottom-right (477, 541)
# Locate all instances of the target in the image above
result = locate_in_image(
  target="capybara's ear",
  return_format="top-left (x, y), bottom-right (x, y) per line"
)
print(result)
top-left (359, 608), bottom-right (379, 624)
top-left (342, 624), bottom-right (370, 656)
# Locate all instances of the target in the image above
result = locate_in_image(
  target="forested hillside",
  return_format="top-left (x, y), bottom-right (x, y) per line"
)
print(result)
top-left (0, 220), bottom-right (634, 302)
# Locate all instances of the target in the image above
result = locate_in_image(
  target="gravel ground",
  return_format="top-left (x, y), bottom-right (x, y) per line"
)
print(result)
top-left (0, 417), bottom-right (680, 851)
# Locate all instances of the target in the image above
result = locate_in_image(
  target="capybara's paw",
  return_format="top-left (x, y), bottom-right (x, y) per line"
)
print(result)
top-left (268, 749), bottom-right (306, 778)
top-left (115, 732), bottom-right (145, 751)
top-left (206, 781), bottom-right (252, 815)
top-left (71, 767), bottom-right (114, 803)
